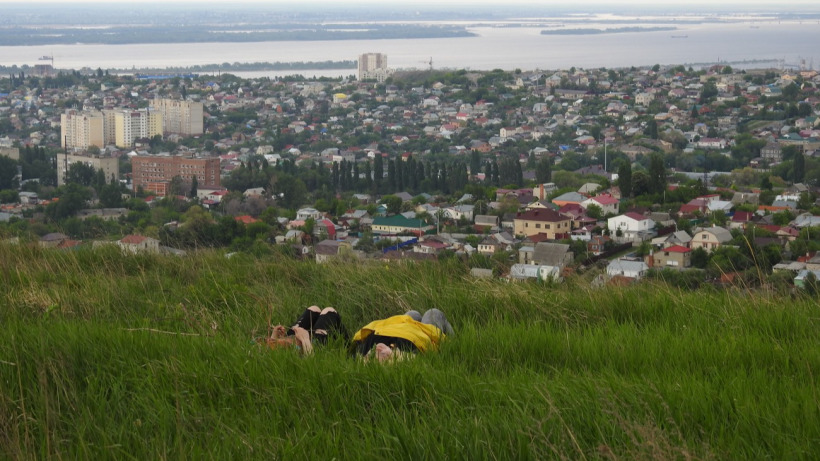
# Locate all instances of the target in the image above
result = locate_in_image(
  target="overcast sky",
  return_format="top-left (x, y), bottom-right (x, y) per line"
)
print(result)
top-left (2, 0), bottom-right (818, 4)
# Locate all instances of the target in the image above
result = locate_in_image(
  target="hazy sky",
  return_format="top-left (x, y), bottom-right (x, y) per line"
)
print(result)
top-left (1, 0), bottom-right (818, 4)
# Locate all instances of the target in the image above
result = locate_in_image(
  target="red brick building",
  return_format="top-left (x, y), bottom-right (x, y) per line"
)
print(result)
top-left (131, 155), bottom-right (220, 194)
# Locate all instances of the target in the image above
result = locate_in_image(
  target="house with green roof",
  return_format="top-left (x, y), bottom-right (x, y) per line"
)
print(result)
top-left (371, 215), bottom-right (433, 236)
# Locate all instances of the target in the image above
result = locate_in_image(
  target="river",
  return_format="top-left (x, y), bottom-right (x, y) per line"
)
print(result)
top-left (1, 20), bottom-right (818, 77)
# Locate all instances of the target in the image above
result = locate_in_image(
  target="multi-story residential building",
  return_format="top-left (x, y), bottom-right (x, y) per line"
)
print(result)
top-left (60, 110), bottom-right (104, 150)
top-left (149, 98), bottom-right (204, 136)
top-left (513, 208), bottom-right (572, 239)
top-left (56, 153), bottom-right (119, 187)
top-left (761, 142), bottom-right (783, 164)
top-left (634, 92), bottom-right (654, 106)
top-left (107, 109), bottom-right (163, 148)
top-left (358, 53), bottom-right (392, 82)
top-left (131, 155), bottom-right (220, 195)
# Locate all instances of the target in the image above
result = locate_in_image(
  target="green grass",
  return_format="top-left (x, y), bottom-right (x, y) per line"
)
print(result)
top-left (1, 243), bottom-right (819, 459)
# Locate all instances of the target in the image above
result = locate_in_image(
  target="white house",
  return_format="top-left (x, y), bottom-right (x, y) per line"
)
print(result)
top-left (509, 264), bottom-right (562, 282)
top-left (197, 187), bottom-right (229, 202)
top-left (695, 138), bottom-right (728, 150)
top-left (581, 194), bottom-right (620, 216)
top-left (608, 212), bottom-right (656, 243)
top-left (606, 259), bottom-right (649, 279)
top-left (706, 200), bottom-right (734, 213)
top-left (118, 235), bottom-right (160, 254)
top-left (608, 212), bottom-right (655, 233)
top-left (443, 204), bottom-right (475, 222)
top-left (296, 207), bottom-right (324, 221)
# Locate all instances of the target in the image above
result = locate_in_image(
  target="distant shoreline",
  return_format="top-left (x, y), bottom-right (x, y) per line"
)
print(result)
top-left (0, 25), bottom-right (475, 47)
top-left (541, 27), bottom-right (677, 35)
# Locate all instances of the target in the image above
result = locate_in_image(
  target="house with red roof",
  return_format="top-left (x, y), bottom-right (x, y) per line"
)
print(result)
top-left (679, 194), bottom-right (721, 215)
top-left (235, 215), bottom-right (260, 225)
top-left (513, 208), bottom-right (572, 239)
top-left (581, 194), bottom-right (620, 216)
top-left (652, 245), bottom-right (692, 269)
top-left (118, 234), bottom-right (160, 254)
top-left (587, 235), bottom-right (611, 255)
top-left (315, 218), bottom-right (337, 240)
top-left (414, 238), bottom-right (451, 255)
top-left (730, 210), bottom-right (756, 230)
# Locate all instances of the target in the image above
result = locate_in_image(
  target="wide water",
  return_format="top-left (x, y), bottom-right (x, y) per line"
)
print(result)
top-left (1, 20), bottom-right (818, 77)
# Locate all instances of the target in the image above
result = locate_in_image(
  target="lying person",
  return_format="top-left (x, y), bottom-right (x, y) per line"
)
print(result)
top-left (262, 305), bottom-right (347, 355)
top-left (351, 308), bottom-right (454, 362)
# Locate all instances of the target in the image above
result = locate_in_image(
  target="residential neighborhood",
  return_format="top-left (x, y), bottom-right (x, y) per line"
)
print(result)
top-left (2, 62), bottom-right (820, 289)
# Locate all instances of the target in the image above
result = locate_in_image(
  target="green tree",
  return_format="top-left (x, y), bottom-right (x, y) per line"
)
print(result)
top-left (66, 162), bottom-right (97, 187)
top-left (648, 153), bottom-right (667, 195)
top-left (782, 145), bottom-right (801, 162)
top-left (793, 152), bottom-right (805, 183)
top-left (274, 175), bottom-right (307, 211)
top-left (700, 81), bottom-right (718, 101)
top-left (380, 195), bottom-right (402, 215)
top-left (631, 170), bottom-right (651, 197)
top-left (98, 182), bottom-right (123, 208)
top-left (470, 150), bottom-right (481, 176)
top-left (167, 175), bottom-right (185, 197)
top-left (646, 119), bottom-right (659, 139)
top-left (535, 157), bottom-right (552, 184)
top-left (586, 203), bottom-right (603, 219)
top-left (0, 156), bottom-right (18, 190)
top-left (354, 231), bottom-right (376, 252)
top-left (45, 183), bottom-right (92, 221)
top-left (690, 247), bottom-right (709, 268)
top-left (781, 82), bottom-right (799, 101)
top-left (372, 155), bottom-right (383, 193)
top-left (617, 161), bottom-right (632, 198)
top-left (0, 189), bottom-right (19, 204)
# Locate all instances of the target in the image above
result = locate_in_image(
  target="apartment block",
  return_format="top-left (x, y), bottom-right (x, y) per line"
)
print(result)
top-left (56, 153), bottom-right (119, 187)
top-left (60, 110), bottom-right (104, 150)
top-left (358, 53), bottom-right (392, 82)
top-left (109, 109), bottom-right (163, 148)
top-left (149, 98), bottom-right (204, 136)
top-left (131, 155), bottom-right (220, 195)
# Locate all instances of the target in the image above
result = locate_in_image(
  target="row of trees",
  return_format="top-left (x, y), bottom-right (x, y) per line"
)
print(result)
top-left (223, 153), bottom-right (528, 204)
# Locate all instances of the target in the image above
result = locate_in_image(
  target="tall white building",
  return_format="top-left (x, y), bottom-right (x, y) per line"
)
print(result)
top-left (149, 98), bottom-right (204, 136)
top-left (358, 53), bottom-right (392, 82)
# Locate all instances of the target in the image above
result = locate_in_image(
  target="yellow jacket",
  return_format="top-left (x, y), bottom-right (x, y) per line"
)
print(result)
top-left (352, 315), bottom-right (444, 352)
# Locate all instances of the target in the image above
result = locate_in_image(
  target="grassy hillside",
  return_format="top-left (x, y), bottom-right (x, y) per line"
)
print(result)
top-left (1, 244), bottom-right (818, 459)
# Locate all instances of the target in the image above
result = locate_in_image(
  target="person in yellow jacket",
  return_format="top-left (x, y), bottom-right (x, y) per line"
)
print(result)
top-left (351, 308), bottom-right (454, 362)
